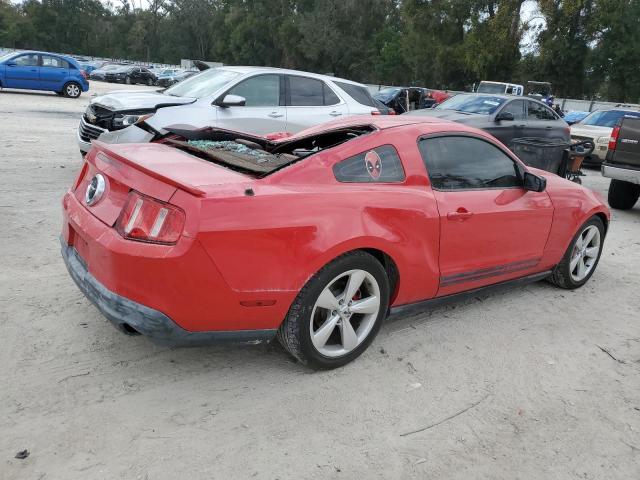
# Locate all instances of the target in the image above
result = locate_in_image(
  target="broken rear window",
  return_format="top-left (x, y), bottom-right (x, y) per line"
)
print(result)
top-left (163, 125), bottom-right (377, 177)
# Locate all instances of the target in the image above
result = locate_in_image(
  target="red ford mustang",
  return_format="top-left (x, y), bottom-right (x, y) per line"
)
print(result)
top-left (61, 116), bottom-right (609, 369)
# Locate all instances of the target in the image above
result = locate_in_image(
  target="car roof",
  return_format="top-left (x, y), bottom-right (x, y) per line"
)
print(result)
top-left (8, 50), bottom-right (79, 65)
top-left (215, 66), bottom-right (367, 87)
top-left (455, 92), bottom-right (514, 100)
top-left (274, 115), bottom-right (485, 143)
top-left (455, 92), bottom-right (554, 106)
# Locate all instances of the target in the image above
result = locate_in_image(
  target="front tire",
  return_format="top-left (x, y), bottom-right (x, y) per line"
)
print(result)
top-left (278, 251), bottom-right (390, 369)
top-left (147, 78), bottom-right (153, 86)
top-left (608, 179), bottom-right (640, 210)
top-left (125, 76), bottom-right (132, 85)
top-left (550, 216), bottom-right (605, 289)
top-left (63, 82), bottom-right (81, 98)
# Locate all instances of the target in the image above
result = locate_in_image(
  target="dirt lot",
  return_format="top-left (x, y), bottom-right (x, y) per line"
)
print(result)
top-left (1, 82), bottom-right (639, 480)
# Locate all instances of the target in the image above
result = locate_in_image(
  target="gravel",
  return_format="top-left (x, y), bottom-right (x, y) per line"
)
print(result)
top-left (1, 82), bottom-right (639, 479)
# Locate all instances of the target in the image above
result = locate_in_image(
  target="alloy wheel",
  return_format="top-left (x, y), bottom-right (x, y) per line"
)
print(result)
top-left (310, 269), bottom-right (381, 358)
top-left (569, 225), bottom-right (601, 282)
top-left (66, 84), bottom-right (80, 97)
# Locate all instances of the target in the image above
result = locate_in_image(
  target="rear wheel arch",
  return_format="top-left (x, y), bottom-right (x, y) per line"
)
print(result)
top-left (361, 248), bottom-right (400, 305)
top-left (302, 244), bottom-right (401, 304)
top-left (594, 212), bottom-right (609, 235)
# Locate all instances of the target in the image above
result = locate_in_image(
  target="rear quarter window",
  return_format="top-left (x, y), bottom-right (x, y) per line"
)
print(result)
top-left (334, 81), bottom-right (376, 107)
top-left (333, 145), bottom-right (405, 183)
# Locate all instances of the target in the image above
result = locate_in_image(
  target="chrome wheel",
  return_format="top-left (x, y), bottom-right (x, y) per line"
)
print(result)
top-left (310, 269), bottom-right (381, 358)
top-left (569, 225), bottom-right (601, 282)
top-left (66, 83), bottom-right (80, 98)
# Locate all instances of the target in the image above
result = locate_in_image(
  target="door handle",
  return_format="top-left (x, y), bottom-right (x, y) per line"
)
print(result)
top-left (268, 112), bottom-right (283, 118)
top-left (545, 126), bottom-right (553, 130)
top-left (515, 124), bottom-right (526, 128)
top-left (447, 208), bottom-right (474, 221)
top-left (329, 111), bottom-right (342, 117)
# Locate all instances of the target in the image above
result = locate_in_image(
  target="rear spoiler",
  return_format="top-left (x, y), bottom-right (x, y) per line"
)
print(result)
top-left (91, 141), bottom-right (207, 197)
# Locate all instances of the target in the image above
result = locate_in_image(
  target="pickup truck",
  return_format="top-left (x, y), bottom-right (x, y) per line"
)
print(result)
top-left (602, 116), bottom-right (640, 209)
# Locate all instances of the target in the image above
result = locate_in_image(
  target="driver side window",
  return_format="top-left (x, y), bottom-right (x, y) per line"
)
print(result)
top-left (418, 136), bottom-right (521, 190)
top-left (14, 54), bottom-right (39, 67)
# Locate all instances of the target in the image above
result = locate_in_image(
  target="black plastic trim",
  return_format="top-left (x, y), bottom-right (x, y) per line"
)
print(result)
top-left (388, 270), bottom-right (552, 320)
top-left (61, 239), bottom-right (277, 347)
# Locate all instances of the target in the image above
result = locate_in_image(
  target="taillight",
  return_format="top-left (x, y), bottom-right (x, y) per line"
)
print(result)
top-left (115, 191), bottom-right (185, 245)
top-left (371, 110), bottom-right (382, 115)
top-left (609, 126), bottom-right (620, 151)
top-left (388, 110), bottom-right (397, 115)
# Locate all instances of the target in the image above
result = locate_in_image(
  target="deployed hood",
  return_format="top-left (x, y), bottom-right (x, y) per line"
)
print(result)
top-left (404, 108), bottom-right (484, 123)
top-left (91, 90), bottom-right (196, 112)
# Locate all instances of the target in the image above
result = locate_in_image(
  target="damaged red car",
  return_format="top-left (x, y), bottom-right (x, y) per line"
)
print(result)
top-left (61, 116), bottom-right (609, 369)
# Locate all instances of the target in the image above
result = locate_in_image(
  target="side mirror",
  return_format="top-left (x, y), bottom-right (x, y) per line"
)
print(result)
top-left (216, 94), bottom-right (246, 108)
top-left (495, 111), bottom-right (514, 122)
top-left (523, 171), bottom-right (546, 192)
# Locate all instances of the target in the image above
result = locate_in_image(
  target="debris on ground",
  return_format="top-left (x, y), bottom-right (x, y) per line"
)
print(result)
top-left (595, 344), bottom-right (626, 364)
top-left (400, 394), bottom-right (489, 437)
top-left (406, 382), bottom-right (422, 392)
top-left (15, 450), bottom-right (29, 460)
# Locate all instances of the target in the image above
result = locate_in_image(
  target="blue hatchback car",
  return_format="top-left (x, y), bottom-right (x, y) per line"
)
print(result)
top-left (0, 50), bottom-right (89, 98)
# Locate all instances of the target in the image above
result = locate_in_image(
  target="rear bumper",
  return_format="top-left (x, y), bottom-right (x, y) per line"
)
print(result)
top-left (61, 239), bottom-right (277, 346)
top-left (601, 163), bottom-right (640, 184)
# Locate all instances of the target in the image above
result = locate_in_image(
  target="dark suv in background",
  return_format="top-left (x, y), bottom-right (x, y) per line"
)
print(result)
top-left (602, 116), bottom-right (640, 210)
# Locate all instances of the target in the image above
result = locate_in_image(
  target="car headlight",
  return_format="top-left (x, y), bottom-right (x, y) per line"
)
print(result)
top-left (113, 113), bottom-right (154, 128)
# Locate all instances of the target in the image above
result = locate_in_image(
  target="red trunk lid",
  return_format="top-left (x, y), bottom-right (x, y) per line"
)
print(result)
top-left (74, 142), bottom-right (250, 226)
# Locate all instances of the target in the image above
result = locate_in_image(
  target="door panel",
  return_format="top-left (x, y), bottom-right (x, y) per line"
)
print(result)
top-left (486, 99), bottom-right (527, 149)
top-left (4, 54), bottom-right (40, 89)
top-left (40, 55), bottom-right (69, 90)
top-left (526, 100), bottom-right (563, 140)
top-left (218, 74), bottom-right (287, 134)
top-left (418, 135), bottom-right (554, 295)
top-left (434, 188), bottom-right (553, 295)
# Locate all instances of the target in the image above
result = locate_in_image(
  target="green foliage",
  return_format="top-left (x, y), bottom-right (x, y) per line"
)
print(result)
top-left (0, 0), bottom-right (637, 101)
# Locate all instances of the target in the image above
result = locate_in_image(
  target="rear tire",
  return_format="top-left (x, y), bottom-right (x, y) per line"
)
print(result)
top-left (277, 251), bottom-right (390, 370)
top-left (549, 216), bottom-right (605, 289)
top-left (63, 82), bottom-right (81, 98)
top-left (147, 78), bottom-right (153, 86)
top-left (608, 179), bottom-right (640, 210)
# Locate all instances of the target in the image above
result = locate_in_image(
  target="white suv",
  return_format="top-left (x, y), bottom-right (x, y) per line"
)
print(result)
top-left (78, 66), bottom-right (382, 153)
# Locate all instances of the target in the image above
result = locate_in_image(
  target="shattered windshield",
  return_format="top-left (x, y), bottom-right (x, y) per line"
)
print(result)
top-left (436, 94), bottom-right (506, 114)
top-left (164, 68), bottom-right (240, 98)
